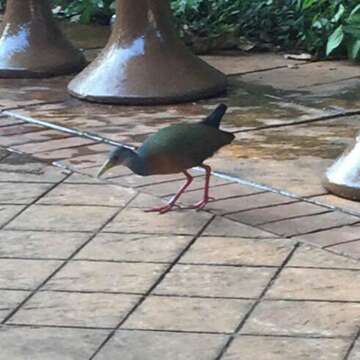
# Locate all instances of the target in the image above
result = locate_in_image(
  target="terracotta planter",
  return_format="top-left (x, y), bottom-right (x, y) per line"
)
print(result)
top-left (0, 0), bottom-right (86, 78)
top-left (68, 0), bottom-right (227, 105)
top-left (323, 133), bottom-right (360, 201)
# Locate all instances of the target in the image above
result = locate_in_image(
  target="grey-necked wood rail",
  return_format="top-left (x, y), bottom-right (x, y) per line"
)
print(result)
top-left (97, 104), bottom-right (234, 214)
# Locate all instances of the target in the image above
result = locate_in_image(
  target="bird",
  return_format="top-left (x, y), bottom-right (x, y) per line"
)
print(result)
top-left (97, 104), bottom-right (234, 214)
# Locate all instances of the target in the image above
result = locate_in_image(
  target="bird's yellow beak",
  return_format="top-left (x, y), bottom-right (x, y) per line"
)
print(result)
top-left (97, 159), bottom-right (114, 178)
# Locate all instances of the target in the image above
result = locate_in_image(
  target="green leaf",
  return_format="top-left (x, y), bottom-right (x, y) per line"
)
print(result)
top-left (326, 25), bottom-right (344, 56)
top-left (350, 4), bottom-right (360, 18)
top-left (332, 4), bottom-right (345, 23)
top-left (344, 25), bottom-right (360, 39)
top-left (348, 39), bottom-right (360, 60)
top-left (347, 14), bottom-right (360, 26)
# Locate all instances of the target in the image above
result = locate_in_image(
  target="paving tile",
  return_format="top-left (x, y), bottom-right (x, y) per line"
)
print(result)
top-left (64, 173), bottom-right (105, 184)
top-left (202, 52), bottom-right (306, 75)
top-left (287, 245), bottom-right (360, 269)
top-left (292, 226), bottom-right (360, 247)
top-left (260, 212), bottom-right (360, 237)
top-left (0, 76), bottom-right (70, 107)
top-left (65, 172), bottom-right (130, 185)
top-left (60, 22), bottom-right (110, 49)
top-left (234, 201), bottom-right (328, 226)
top-left (242, 300), bottom-right (360, 337)
top-left (75, 233), bottom-right (192, 262)
top-left (6, 205), bottom-right (118, 232)
top-left (124, 296), bottom-right (253, 333)
top-left (241, 60), bottom-right (359, 90)
top-left (171, 183), bottom-right (263, 206)
top-left (310, 195), bottom-right (360, 216)
top-left (0, 290), bottom-right (29, 322)
top-left (181, 237), bottom-right (292, 266)
top-left (104, 207), bottom-right (212, 235)
top-left (127, 192), bottom-right (170, 209)
top-left (60, 153), bottom-right (111, 172)
top-left (0, 124), bottom-right (45, 137)
top-left (0, 259), bottom-right (61, 290)
top-left (115, 173), bottom-right (186, 188)
top-left (32, 144), bottom-right (107, 162)
top-left (223, 335), bottom-right (349, 360)
top-left (349, 339), bottom-right (360, 360)
top-left (0, 326), bottom-right (109, 360)
top-left (9, 292), bottom-right (140, 328)
top-left (0, 182), bottom-right (53, 204)
top-left (329, 240), bottom-right (360, 260)
top-left (0, 230), bottom-right (91, 259)
top-left (141, 176), bottom-right (230, 197)
top-left (0, 147), bottom-right (9, 159)
top-left (209, 116), bottom-right (357, 200)
top-left (0, 116), bottom-right (24, 127)
top-left (0, 205), bottom-right (24, 227)
top-left (12, 137), bottom-right (96, 154)
top-left (206, 192), bottom-right (296, 215)
top-left (154, 265), bottom-right (275, 298)
top-left (0, 154), bottom-right (68, 183)
top-left (0, 130), bottom-right (68, 148)
top-left (96, 330), bottom-right (228, 360)
top-left (91, 166), bottom-right (134, 180)
top-left (38, 183), bottom-right (135, 207)
top-left (267, 268), bottom-right (360, 301)
top-left (203, 216), bottom-right (277, 238)
top-left (44, 261), bottom-right (167, 293)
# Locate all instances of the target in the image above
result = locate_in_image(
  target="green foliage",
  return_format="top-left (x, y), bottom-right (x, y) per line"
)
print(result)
top-left (299, 0), bottom-right (360, 59)
top-left (0, 0), bottom-right (359, 60)
top-left (326, 4), bottom-right (360, 60)
top-left (52, 0), bottom-right (115, 24)
top-left (171, 0), bottom-right (245, 38)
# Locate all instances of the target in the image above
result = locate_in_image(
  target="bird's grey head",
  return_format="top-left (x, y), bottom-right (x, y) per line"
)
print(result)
top-left (97, 146), bottom-right (132, 178)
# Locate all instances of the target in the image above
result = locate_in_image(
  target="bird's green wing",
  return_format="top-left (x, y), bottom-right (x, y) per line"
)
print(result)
top-left (137, 123), bottom-right (233, 174)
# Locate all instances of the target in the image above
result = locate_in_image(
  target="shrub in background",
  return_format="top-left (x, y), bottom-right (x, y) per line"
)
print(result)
top-left (0, 0), bottom-right (358, 60)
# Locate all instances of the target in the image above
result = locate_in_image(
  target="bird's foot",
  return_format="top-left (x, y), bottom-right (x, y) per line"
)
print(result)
top-left (188, 197), bottom-right (215, 210)
top-left (144, 203), bottom-right (177, 215)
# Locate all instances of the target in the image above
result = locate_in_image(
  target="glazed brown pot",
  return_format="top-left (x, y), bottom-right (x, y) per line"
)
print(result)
top-left (68, 0), bottom-right (227, 105)
top-left (0, 0), bottom-right (86, 78)
top-left (323, 133), bottom-right (360, 201)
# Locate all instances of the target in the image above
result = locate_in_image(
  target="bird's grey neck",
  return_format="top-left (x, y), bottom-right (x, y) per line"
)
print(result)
top-left (124, 148), bottom-right (147, 176)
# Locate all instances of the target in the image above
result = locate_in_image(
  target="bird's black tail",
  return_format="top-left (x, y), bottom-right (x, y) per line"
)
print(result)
top-left (202, 104), bottom-right (228, 129)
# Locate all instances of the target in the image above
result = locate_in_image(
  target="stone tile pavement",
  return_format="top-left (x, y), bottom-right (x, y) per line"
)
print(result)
top-left (0, 26), bottom-right (359, 358)
top-left (0, 148), bottom-right (360, 360)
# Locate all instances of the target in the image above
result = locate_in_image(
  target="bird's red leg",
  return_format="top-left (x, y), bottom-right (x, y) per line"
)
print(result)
top-left (189, 165), bottom-right (213, 210)
top-left (145, 170), bottom-right (193, 214)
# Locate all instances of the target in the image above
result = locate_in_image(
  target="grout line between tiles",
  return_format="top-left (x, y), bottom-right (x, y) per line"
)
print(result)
top-left (5, 323), bottom-right (114, 331)
top-left (237, 332), bottom-right (352, 340)
top-left (213, 242), bottom-right (300, 360)
top-left (0, 191), bottom-right (138, 325)
top-left (88, 214), bottom-right (216, 360)
top-left (231, 109), bottom-right (360, 134)
top-left (252, 210), bottom-right (332, 226)
top-left (0, 172), bottom-right (72, 231)
top-left (343, 327), bottom-right (360, 360)
top-left (324, 237), bottom-right (360, 249)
